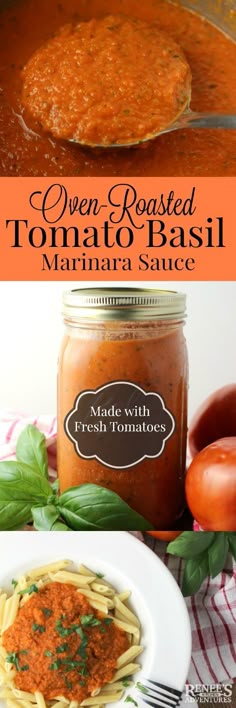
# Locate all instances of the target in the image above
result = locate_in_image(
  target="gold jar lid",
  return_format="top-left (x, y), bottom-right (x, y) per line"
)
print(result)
top-left (62, 287), bottom-right (186, 321)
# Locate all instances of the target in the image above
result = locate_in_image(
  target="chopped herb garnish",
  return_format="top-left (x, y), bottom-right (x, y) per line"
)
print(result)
top-left (6, 653), bottom-right (20, 670)
top-left (44, 650), bottom-right (53, 657)
top-left (79, 679), bottom-right (86, 686)
top-left (20, 649), bottom-right (28, 655)
top-left (56, 643), bottom-right (69, 653)
top-left (81, 614), bottom-right (101, 627)
top-left (11, 579), bottom-right (18, 588)
top-left (65, 676), bottom-right (72, 690)
top-left (76, 626), bottom-right (85, 640)
top-left (125, 697), bottom-right (138, 707)
top-left (50, 659), bottom-right (62, 670)
top-left (96, 572), bottom-right (104, 579)
top-left (32, 623), bottom-right (45, 633)
top-left (6, 653), bottom-right (29, 672)
top-left (77, 637), bottom-right (88, 658)
top-left (122, 678), bottom-right (132, 687)
top-left (78, 664), bottom-right (89, 676)
top-left (55, 620), bottom-right (71, 637)
top-left (135, 682), bottom-right (148, 695)
top-left (42, 608), bottom-right (52, 617)
top-left (19, 584), bottom-right (39, 596)
top-left (103, 617), bottom-right (113, 625)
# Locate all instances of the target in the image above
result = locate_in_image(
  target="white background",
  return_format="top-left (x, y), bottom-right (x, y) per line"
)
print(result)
top-left (0, 280), bottom-right (235, 422)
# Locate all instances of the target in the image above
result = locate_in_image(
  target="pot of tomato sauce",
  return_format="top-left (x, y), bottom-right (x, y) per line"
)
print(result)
top-left (57, 288), bottom-right (188, 528)
top-left (0, 0), bottom-right (236, 176)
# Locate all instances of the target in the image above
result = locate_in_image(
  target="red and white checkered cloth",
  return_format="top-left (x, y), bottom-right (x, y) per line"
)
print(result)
top-left (0, 413), bottom-right (235, 685)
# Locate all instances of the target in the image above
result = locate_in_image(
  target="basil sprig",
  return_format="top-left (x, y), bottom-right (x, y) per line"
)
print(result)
top-left (0, 425), bottom-right (153, 532)
top-left (167, 530), bottom-right (236, 596)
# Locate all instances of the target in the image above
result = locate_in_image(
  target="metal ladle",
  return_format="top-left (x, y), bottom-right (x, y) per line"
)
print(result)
top-left (72, 93), bottom-right (236, 149)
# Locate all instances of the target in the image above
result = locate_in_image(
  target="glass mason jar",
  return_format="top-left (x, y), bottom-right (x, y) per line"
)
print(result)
top-left (58, 288), bottom-right (188, 529)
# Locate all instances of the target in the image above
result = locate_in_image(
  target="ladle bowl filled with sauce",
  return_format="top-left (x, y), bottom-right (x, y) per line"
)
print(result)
top-left (0, 0), bottom-right (236, 175)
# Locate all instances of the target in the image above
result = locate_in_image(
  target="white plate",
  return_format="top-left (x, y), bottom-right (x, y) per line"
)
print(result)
top-left (0, 532), bottom-right (192, 706)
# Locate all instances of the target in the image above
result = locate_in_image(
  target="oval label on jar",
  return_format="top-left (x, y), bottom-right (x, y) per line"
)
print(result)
top-left (64, 381), bottom-right (175, 469)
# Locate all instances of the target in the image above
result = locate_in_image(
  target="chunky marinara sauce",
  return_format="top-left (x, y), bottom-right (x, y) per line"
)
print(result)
top-left (3, 582), bottom-right (129, 702)
top-left (0, 0), bottom-right (236, 175)
top-left (22, 15), bottom-right (191, 146)
top-left (58, 301), bottom-right (188, 529)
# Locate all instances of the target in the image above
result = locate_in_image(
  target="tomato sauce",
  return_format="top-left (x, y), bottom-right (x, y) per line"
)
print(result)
top-left (3, 582), bottom-right (129, 702)
top-left (58, 311), bottom-right (188, 528)
top-left (22, 15), bottom-right (191, 146)
top-left (0, 0), bottom-right (236, 175)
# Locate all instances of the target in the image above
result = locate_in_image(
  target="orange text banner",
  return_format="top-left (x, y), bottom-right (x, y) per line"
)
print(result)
top-left (0, 177), bottom-right (234, 280)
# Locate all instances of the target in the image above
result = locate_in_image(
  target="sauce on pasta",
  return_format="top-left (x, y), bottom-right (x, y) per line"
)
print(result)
top-left (2, 582), bottom-right (129, 702)
top-left (0, 0), bottom-right (236, 175)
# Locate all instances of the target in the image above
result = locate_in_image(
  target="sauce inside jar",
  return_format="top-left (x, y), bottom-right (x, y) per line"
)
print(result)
top-left (58, 289), bottom-right (188, 528)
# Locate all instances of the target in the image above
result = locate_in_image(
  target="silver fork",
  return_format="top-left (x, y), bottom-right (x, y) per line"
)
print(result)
top-left (135, 679), bottom-right (182, 708)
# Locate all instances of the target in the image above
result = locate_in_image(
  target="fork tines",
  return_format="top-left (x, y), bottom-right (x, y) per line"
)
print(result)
top-left (136, 679), bottom-right (182, 708)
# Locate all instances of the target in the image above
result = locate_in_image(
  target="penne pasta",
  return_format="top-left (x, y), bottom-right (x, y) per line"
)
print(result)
top-left (81, 693), bottom-right (123, 705)
top-left (0, 560), bottom-right (142, 708)
top-left (85, 599), bottom-right (109, 614)
top-left (13, 689), bottom-right (36, 701)
top-left (49, 572), bottom-right (94, 587)
top-left (28, 561), bottom-right (70, 579)
top-left (116, 645), bottom-right (143, 668)
top-left (110, 664), bottom-right (141, 682)
top-left (113, 597), bottom-right (140, 628)
top-left (2, 596), bottom-right (20, 633)
top-left (111, 617), bottom-right (138, 636)
top-left (78, 565), bottom-right (96, 577)
top-left (35, 691), bottom-right (47, 708)
top-left (76, 588), bottom-right (114, 608)
top-left (116, 592), bottom-right (130, 602)
top-left (0, 594), bottom-right (7, 630)
top-left (101, 683), bottom-right (129, 693)
top-left (90, 583), bottom-right (114, 598)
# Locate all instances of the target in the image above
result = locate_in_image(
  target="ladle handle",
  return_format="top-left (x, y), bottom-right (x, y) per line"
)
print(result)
top-left (176, 111), bottom-right (236, 130)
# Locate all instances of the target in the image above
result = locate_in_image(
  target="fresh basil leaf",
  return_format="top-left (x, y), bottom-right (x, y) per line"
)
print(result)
top-left (208, 533), bottom-right (229, 578)
top-left (58, 484), bottom-right (153, 531)
top-left (51, 521), bottom-right (71, 531)
top-left (51, 479), bottom-right (59, 494)
top-left (167, 531), bottom-right (215, 559)
top-left (182, 553), bottom-right (209, 596)
top-left (0, 502), bottom-right (32, 530)
top-left (228, 533), bottom-right (236, 561)
top-left (16, 425), bottom-right (48, 478)
top-left (32, 505), bottom-right (60, 531)
top-left (32, 505), bottom-right (70, 531)
top-left (0, 461), bottom-right (52, 500)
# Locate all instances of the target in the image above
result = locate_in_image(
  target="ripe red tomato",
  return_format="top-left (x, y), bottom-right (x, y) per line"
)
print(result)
top-left (188, 384), bottom-right (236, 458)
top-left (147, 531), bottom-right (182, 541)
top-left (185, 437), bottom-right (236, 530)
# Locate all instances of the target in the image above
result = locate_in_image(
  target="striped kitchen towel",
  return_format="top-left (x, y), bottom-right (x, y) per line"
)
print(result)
top-left (146, 536), bottom-right (236, 685)
top-left (0, 410), bottom-right (57, 477)
top-left (0, 412), bottom-right (235, 685)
